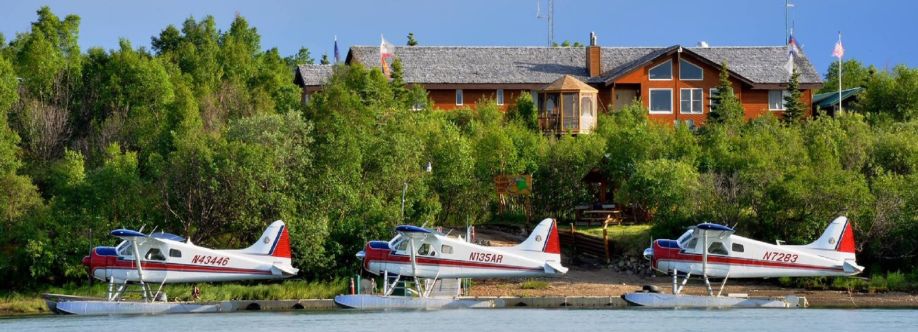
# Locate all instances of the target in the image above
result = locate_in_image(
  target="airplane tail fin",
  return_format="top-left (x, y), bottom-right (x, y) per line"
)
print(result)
top-left (242, 220), bottom-right (292, 259)
top-left (806, 216), bottom-right (856, 254)
top-left (514, 218), bottom-right (561, 254)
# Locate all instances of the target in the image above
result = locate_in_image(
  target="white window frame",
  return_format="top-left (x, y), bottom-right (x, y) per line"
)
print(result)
top-left (709, 88), bottom-right (720, 112)
top-left (679, 58), bottom-right (704, 81)
top-left (768, 89), bottom-right (789, 111)
top-left (648, 88), bottom-right (673, 114)
top-left (456, 89), bottom-right (464, 106)
top-left (496, 89), bottom-right (504, 105)
top-left (680, 88), bottom-right (704, 114)
top-left (648, 60), bottom-right (673, 81)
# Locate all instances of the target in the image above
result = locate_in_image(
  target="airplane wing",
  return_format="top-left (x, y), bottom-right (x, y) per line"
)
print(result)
top-left (395, 225), bottom-right (432, 240)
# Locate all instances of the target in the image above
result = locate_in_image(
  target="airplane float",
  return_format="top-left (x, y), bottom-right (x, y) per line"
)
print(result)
top-left (50, 220), bottom-right (298, 315)
top-left (624, 216), bottom-right (863, 308)
top-left (335, 218), bottom-right (568, 309)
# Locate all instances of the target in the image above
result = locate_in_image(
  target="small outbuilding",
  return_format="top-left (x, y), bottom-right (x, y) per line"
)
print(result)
top-left (538, 75), bottom-right (598, 134)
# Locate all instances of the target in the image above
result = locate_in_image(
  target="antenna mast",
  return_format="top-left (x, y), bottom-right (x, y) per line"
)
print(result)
top-left (537, 0), bottom-right (554, 46)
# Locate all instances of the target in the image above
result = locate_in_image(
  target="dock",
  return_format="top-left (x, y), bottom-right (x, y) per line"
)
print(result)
top-left (223, 296), bottom-right (629, 312)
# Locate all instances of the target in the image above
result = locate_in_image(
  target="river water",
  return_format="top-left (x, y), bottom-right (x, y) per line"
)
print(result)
top-left (3, 308), bottom-right (918, 331)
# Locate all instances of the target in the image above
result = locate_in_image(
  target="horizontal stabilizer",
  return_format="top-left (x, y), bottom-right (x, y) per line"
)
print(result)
top-left (271, 264), bottom-right (299, 276)
top-left (843, 260), bottom-right (864, 274)
top-left (544, 261), bottom-right (568, 274)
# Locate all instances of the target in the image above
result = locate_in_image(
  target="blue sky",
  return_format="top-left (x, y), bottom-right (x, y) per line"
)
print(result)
top-left (1, 0), bottom-right (916, 76)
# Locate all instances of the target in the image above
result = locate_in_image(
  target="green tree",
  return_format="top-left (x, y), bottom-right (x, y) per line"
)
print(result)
top-left (821, 59), bottom-right (873, 94)
top-left (707, 62), bottom-right (744, 125)
top-left (861, 65), bottom-right (918, 121)
top-left (507, 91), bottom-right (538, 130)
top-left (406, 32), bottom-right (418, 46)
top-left (783, 69), bottom-right (806, 123)
top-left (285, 47), bottom-right (315, 67)
top-left (320, 53), bottom-right (330, 65)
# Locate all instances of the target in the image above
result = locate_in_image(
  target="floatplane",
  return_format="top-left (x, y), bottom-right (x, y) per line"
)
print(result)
top-left (624, 216), bottom-right (864, 308)
top-left (334, 218), bottom-right (568, 309)
top-left (47, 220), bottom-right (298, 315)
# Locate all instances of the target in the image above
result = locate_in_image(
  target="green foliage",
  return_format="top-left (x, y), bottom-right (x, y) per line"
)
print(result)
top-left (707, 62), bottom-right (744, 125)
top-left (406, 32), bottom-right (418, 46)
top-left (861, 65), bottom-right (918, 121)
top-left (821, 59), bottom-right (873, 94)
top-left (507, 91), bottom-right (538, 130)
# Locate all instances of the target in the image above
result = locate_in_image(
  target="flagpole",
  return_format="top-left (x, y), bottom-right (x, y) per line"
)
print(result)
top-left (838, 32), bottom-right (843, 113)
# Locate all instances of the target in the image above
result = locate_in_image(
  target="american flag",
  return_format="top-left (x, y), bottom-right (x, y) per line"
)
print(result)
top-left (832, 36), bottom-right (844, 59)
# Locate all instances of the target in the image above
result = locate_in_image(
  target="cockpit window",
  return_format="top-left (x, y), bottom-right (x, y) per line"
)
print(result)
top-left (145, 248), bottom-right (166, 261)
top-left (707, 242), bottom-right (729, 255)
top-left (117, 242), bottom-right (133, 256)
top-left (418, 243), bottom-right (431, 256)
top-left (685, 238), bottom-right (698, 251)
top-left (395, 240), bottom-right (409, 252)
top-left (441, 245), bottom-right (453, 254)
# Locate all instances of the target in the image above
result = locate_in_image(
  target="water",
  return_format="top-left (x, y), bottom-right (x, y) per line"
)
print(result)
top-left (3, 309), bottom-right (918, 332)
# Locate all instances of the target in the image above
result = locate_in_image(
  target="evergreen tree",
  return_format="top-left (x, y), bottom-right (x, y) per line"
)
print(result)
top-left (783, 69), bottom-right (805, 123)
top-left (389, 58), bottom-right (407, 102)
top-left (406, 32), bottom-right (418, 46)
top-left (285, 47), bottom-right (314, 67)
top-left (320, 53), bottom-right (330, 64)
top-left (707, 62), bottom-right (744, 125)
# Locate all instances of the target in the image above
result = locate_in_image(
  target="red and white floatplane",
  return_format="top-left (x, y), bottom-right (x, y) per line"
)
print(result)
top-left (624, 216), bottom-right (863, 308)
top-left (47, 220), bottom-right (298, 315)
top-left (334, 218), bottom-right (568, 309)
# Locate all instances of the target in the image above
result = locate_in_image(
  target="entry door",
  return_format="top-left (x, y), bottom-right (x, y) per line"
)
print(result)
top-left (614, 88), bottom-right (638, 111)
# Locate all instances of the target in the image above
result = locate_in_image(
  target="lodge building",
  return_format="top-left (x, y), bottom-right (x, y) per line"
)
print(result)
top-left (294, 36), bottom-right (822, 132)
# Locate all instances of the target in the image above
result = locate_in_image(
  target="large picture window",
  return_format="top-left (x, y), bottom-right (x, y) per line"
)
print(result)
top-left (649, 89), bottom-right (673, 113)
top-left (680, 88), bottom-right (703, 114)
top-left (679, 59), bottom-right (703, 80)
top-left (649, 60), bottom-right (673, 80)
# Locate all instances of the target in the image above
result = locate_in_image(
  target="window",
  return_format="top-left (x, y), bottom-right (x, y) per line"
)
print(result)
top-left (680, 88), bottom-right (703, 114)
top-left (496, 89), bottom-right (505, 105)
top-left (679, 59), bottom-right (703, 80)
top-left (145, 248), bottom-right (166, 261)
top-left (707, 242), bottom-right (729, 255)
top-left (417, 243), bottom-right (431, 256)
top-left (649, 89), bottom-right (673, 113)
top-left (117, 242), bottom-right (133, 256)
top-left (455, 89), bottom-right (464, 106)
top-left (685, 238), bottom-right (698, 251)
top-left (768, 90), bottom-right (789, 111)
top-left (649, 60), bottom-right (672, 80)
top-left (531, 90), bottom-right (539, 109)
top-left (395, 240), bottom-right (409, 252)
top-left (169, 249), bottom-right (182, 258)
top-left (441, 245), bottom-right (453, 254)
top-left (709, 88), bottom-right (720, 111)
top-left (581, 96), bottom-right (593, 117)
top-left (544, 94), bottom-right (558, 114)
top-left (732, 243), bottom-right (745, 253)
top-left (562, 93), bottom-right (578, 130)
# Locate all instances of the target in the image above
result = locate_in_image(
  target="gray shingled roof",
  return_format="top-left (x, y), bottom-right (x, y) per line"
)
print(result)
top-left (689, 46), bottom-right (821, 84)
top-left (297, 45), bottom-right (821, 87)
top-left (294, 64), bottom-right (334, 86)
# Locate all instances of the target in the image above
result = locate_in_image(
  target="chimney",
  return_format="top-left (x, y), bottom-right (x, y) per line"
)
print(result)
top-left (586, 32), bottom-right (601, 78)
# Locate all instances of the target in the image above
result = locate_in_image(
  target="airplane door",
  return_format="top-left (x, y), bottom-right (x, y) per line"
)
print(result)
top-left (704, 241), bottom-right (731, 277)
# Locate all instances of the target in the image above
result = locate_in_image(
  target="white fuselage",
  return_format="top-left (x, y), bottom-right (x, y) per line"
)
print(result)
top-left (362, 235), bottom-right (560, 279)
top-left (651, 230), bottom-right (858, 278)
top-left (88, 239), bottom-right (292, 284)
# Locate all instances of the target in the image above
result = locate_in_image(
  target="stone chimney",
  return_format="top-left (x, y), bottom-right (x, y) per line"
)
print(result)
top-left (586, 32), bottom-right (601, 78)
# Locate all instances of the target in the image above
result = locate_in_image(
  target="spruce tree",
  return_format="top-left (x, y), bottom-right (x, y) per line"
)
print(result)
top-left (708, 62), bottom-right (744, 125)
top-left (320, 53), bottom-right (330, 64)
top-left (783, 69), bottom-right (806, 123)
top-left (406, 32), bottom-right (418, 46)
top-left (390, 58), bottom-right (407, 102)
